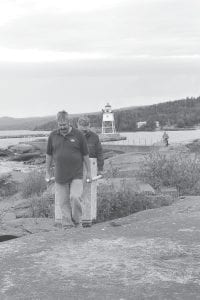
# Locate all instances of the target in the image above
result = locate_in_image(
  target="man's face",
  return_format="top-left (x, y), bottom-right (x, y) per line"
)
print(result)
top-left (58, 119), bottom-right (70, 132)
top-left (78, 125), bottom-right (90, 135)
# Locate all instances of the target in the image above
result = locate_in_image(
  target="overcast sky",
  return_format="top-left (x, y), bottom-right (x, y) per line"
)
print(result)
top-left (0, 0), bottom-right (200, 117)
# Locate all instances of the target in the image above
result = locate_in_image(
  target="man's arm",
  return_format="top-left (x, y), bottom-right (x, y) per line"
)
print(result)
top-left (79, 131), bottom-right (92, 181)
top-left (45, 154), bottom-right (53, 181)
top-left (96, 139), bottom-right (104, 174)
top-left (83, 155), bottom-right (92, 182)
top-left (46, 133), bottom-right (53, 181)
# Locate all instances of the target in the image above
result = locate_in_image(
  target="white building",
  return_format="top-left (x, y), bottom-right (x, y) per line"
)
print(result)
top-left (137, 121), bottom-right (160, 129)
top-left (137, 121), bottom-right (147, 129)
top-left (102, 103), bottom-right (116, 134)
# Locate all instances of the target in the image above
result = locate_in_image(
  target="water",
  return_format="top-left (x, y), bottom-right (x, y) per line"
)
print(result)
top-left (0, 130), bottom-right (49, 174)
top-left (0, 129), bottom-right (199, 175)
top-left (0, 129), bottom-right (200, 149)
top-left (0, 130), bottom-right (49, 149)
top-left (104, 130), bottom-right (200, 146)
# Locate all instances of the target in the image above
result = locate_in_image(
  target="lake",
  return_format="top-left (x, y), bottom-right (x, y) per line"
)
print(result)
top-left (0, 129), bottom-right (200, 148)
top-left (0, 130), bottom-right (49, 149)
top-left (103, 130), bottom-right (200, 146)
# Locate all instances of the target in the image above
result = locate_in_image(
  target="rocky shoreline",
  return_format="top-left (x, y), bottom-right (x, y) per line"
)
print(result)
top-left (0, 133), bottom-right (129, 177)
top-left (0, 133), bottom-right (49, 139)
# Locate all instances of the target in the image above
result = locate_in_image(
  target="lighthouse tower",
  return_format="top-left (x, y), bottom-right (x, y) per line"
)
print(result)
top-left (102, 103), bottom-right (116, 134)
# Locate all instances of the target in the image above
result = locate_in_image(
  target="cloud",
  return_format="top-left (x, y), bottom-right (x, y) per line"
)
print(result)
top-left (0, 0), bottom-right (200, 117)
top-left (0, 0), bottom-right (199, 59)
top-left (16, 0), bottom-right (124, 14)
top-left (0, 55), bottom-right (200, 79)
top-left (0, 67), bottom-right (199, 117)
top-left (0, 55), bottom-right (200, 116)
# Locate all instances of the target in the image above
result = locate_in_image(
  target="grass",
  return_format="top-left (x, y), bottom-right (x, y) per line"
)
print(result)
top-left (21, 173), bottom-right (173, 222)
top-left (104, 160), bottom-right (120, 178)
top-left (20, 170), bottom-right (47, 198)
top-left (186, 139), bottom-right (200, 153)
top-left (30, 191), bottom-right (54, 218)
top-left (0, 179), bottom-right (18, 198)
top-left (137, 150), bottom-right (200, 195)
top-left (19, 170), bottom-right (55, 217)
top-left (20, 151), bottom-right (189, 222)
top-left (96, 182), bottom-right (173, 223)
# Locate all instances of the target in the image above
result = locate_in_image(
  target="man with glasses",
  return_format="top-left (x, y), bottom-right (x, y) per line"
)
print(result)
top-left (78, 116), bottom-right (104, 175)
top-left (46, 110), bottom-right (92, 229)
top-left (78, 116), bottom-right (104, 226)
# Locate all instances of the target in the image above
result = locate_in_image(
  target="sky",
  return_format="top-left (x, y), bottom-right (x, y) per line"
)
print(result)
top-left (0, 0), bottom-right (200, 117)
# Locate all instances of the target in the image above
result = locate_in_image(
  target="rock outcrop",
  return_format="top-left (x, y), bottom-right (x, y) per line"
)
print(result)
top-left (11, 152), bottom-right (42, 162)
top-left (8, 143), bottom-right (35, 154)
top-left (0, 196), bottom-right (200, 299)
top-left (0, 167), bottom-right (11, 181)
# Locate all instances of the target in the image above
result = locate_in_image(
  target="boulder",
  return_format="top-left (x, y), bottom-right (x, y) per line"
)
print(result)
top-left (11, 152), bottom-right (41, 162)
top-left (0, 167), bottom-right (12, 181)
top-left (0, 217), bottom-right (57, 237)
top-left (24, 156), bottom-right (46, 165)
top-left (160, 186), bottom-right (179, 200)
top-left (26, 140), bottom-right (47, 153)
top-left (14, 200), bottom-right (33, 218)
top-left (99, 178), bottom-right (156, 195)
top-left (1, 212), bottom-right (16, 222)
top-left (0, 148), bottom-right (12, 157)
top-left (9, 143), bottom-right (35, 154)
top-left (138, 183), bottom-right (156, 194)
top-left (186, 139), bottom-right (200, 153)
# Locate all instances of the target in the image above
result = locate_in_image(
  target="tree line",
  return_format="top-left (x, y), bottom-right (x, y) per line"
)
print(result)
top-left (35, 96), bottom-right (200, 132)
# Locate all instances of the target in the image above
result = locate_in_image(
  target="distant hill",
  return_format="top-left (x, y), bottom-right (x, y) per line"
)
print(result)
top-left (0, 116), bottom-right (55, 130)
top-left (0, 112), bottom-right (101, 131)
top-left (34, 96), bottom-right (200, 132)
top-left (1, 96), bottom-right (200, 131)
top-left (34, 113), bottom-right (102, 131)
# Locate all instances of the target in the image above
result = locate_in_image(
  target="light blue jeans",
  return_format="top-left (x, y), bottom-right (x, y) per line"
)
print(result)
top-left (55, 179), bottom-right (83, 226)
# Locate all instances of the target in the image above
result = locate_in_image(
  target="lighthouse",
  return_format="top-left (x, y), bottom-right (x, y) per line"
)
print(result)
top-left (102, 103), bottom-right (116, 134)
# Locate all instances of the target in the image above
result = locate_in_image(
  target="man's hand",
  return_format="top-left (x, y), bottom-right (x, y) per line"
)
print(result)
top-left (45, 172), bottom-right (51, 182)
top-left (86, 172), bottom-right (92, 183)
top-left (97, 170), bottom-right (104, 176)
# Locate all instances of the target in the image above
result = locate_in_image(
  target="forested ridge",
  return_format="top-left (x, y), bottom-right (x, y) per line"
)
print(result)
top-left (35, 96), bottom-right (200, 132)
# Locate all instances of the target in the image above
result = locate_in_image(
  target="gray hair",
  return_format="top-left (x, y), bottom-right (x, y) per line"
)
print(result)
top-left (78, 116), bottom-right (90, 127)
top-left (57, 110), bottom-right (69, 122)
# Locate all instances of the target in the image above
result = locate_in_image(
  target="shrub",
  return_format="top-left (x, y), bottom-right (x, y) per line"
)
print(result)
top-left (0, 180), bottom-right (18, 198)
top-left (27, 178), bottom-right (173, 221)
top-left (104, 160), bottom-right (120, 178)
top-left (21, 170), bottom-right (47, 198)
top-left (30, 191), bottom-right (54, 218)
top-left (186, 140), bottom-right (200, 153)
top-left (137, 150), bottom-right (200, 195)
top-left (97, 183), bottom-right (173, 222)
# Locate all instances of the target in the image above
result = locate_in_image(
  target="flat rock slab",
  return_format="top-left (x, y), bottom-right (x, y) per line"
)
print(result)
top-left (0, 218), bottom-right (58, 237)
top-left (99, 178), bottom-right (155, 195)
top-left (1, 196), bottom-right (200, 299)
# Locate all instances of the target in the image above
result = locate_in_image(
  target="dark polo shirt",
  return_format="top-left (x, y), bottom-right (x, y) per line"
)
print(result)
top-left (46, 127), bottom-right (89, 184)
top-left (84, 130), bottom-right (104, 171)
